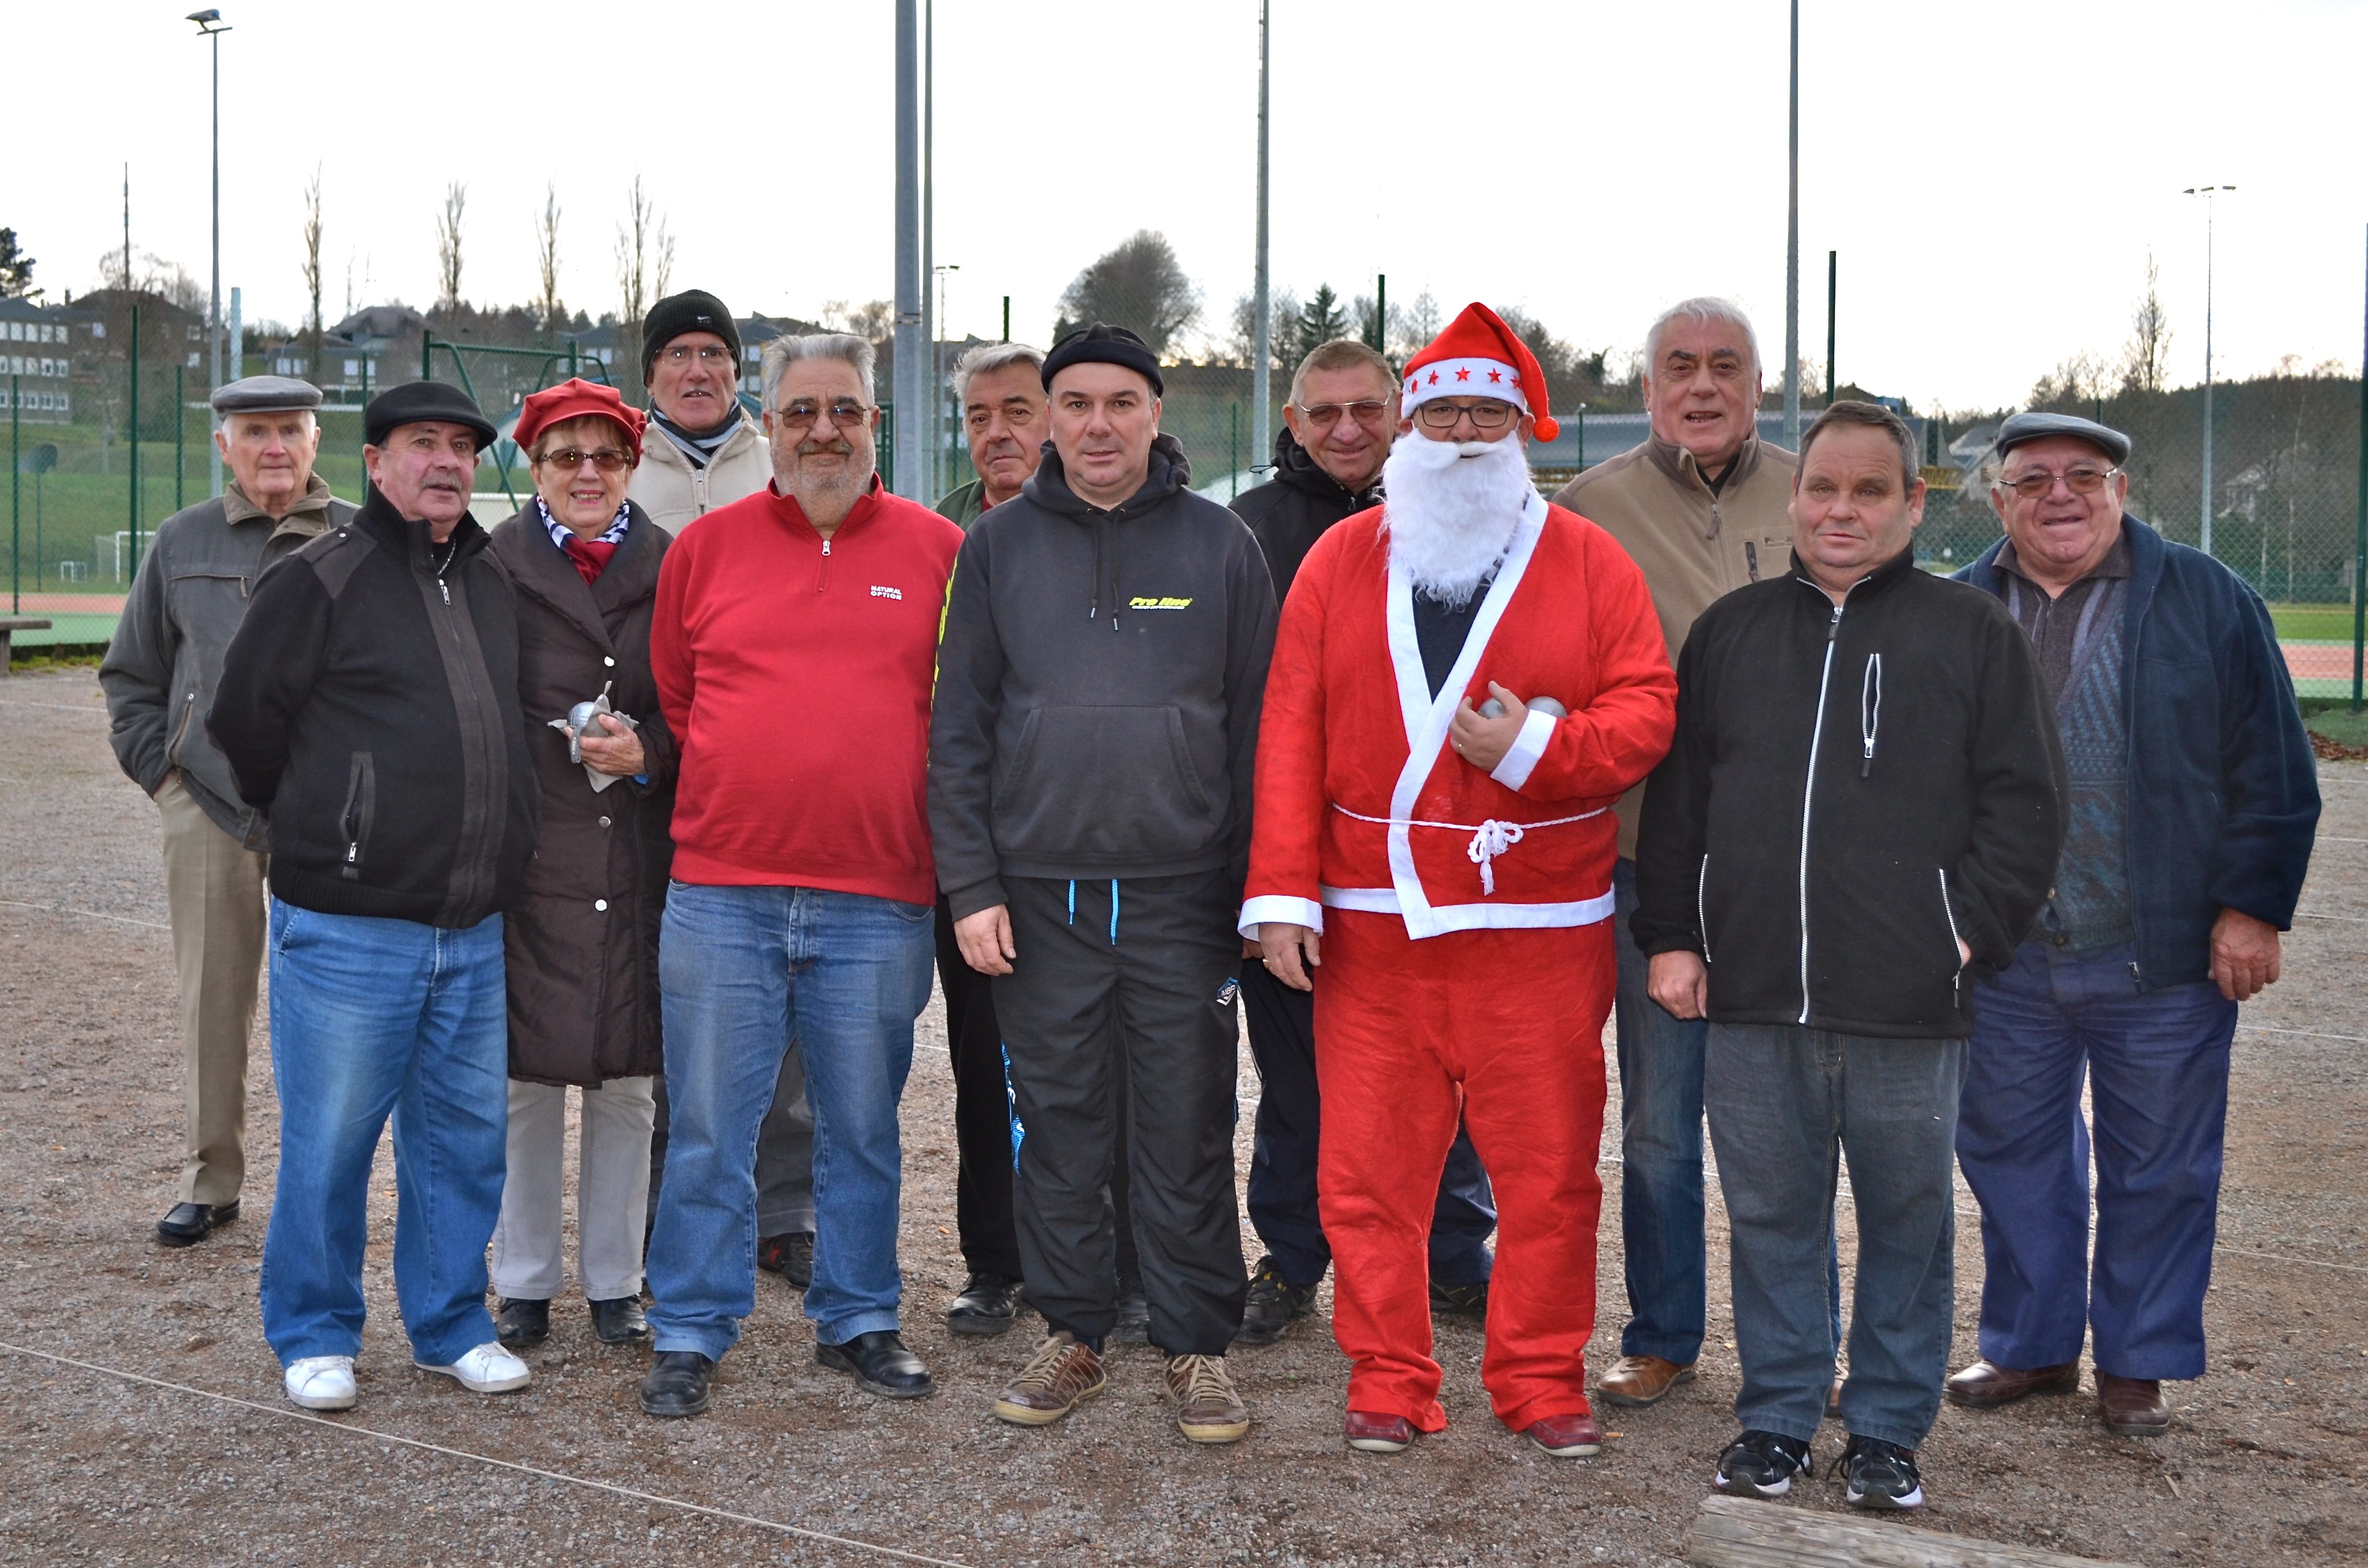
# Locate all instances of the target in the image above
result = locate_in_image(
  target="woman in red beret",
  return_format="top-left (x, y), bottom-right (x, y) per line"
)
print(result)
top-left (484, 378), bottom-right (676, 1350)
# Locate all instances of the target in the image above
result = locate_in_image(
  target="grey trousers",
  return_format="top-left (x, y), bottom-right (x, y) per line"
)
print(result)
top-left (651, 1049), bottom-right (815, 1237)
top-left (1704, 1023), bottom-right (1966, 1450)
top-left (157, 775), bottom-right (266, 1207)
top-left (492, 1076), bottom-right (658, 1302)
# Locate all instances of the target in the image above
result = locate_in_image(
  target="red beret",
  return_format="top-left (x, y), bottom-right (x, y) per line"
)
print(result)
top-left (515, 378), bottom-right (648, 462)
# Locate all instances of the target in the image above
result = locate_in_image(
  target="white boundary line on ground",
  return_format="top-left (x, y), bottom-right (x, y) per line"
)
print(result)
top-left (2212, 1245), bottom-right (2368, 1276)
top-left (2238, 1022), bottom-right (2368, 1044)
top-left (0, 698), bottom-right (109, 714)
top-left (0, 898), bottom-right (169, 932)
top-left (0, 1340), bottom-right (980, 1567)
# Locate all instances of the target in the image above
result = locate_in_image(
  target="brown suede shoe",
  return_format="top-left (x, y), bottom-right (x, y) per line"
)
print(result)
top-left (2095, 1371), bottom-right (2170, 1436)
top-left (993, 1333), bottom-right (1106, 1427)
top-left (1596, 1355), bottom-right (1698, 1408)
top-left (1164, 1353), bottom-right (1250, 1444)
top-left (1944, 1358), bottom-right (2082, 1408)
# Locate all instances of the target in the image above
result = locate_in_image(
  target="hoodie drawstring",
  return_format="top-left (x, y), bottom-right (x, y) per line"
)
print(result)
top-left (1066, 880), bottom-right (1076, 926)
top-left (1109, 880), bottom-right (1120, 946)
top-left (1087, 512), bottom-right (1122, 631)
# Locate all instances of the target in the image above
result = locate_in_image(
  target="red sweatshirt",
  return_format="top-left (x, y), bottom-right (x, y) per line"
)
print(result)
top-left (653, 478), bottom-right (963, 904)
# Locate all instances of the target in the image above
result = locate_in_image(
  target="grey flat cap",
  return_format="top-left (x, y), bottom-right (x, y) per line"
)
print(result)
top-left (1995, 410), bottom-right (2130, 465)
top-left (211, 374), bottom-right (324, 416)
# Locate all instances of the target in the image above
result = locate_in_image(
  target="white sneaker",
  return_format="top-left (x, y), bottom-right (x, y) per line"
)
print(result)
top-left (284, 1355), bottom-right (357, 1411)
top-left (414, 1341), bottom-right (532, 1394)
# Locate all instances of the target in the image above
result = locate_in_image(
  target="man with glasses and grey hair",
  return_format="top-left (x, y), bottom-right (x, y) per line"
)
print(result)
top-left (1226, 338), bottom-right (1499, 1347)
top-left (1945, 412), bottom-right (2318, 1438)
top-left (1549, 297), bottom-right (1800, 1414)
top-left (636, 333), bottom-right (964, 1420)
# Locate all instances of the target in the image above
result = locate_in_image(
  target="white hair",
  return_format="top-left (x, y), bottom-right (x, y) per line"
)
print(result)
top-left (761, 332), bottom-right (876, 410)
top-left (951, 341), bottom-right (1045, 405)
top-left (1642, 297), bottom-right (1761, 382)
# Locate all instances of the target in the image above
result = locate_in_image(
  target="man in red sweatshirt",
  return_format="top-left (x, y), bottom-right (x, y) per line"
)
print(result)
top-left (636, 333), bottom-right (964, 1420)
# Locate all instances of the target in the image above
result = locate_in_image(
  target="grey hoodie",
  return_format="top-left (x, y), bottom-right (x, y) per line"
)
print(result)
top-left (928, 434), bottom-right (1278, 919)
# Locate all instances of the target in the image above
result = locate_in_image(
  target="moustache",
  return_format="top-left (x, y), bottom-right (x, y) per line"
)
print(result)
top-left (797, 438), bottom-right (854, 458)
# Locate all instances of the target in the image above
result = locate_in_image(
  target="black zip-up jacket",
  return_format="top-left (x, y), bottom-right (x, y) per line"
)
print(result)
top-left (1632, 548), bottom-right (2065, 1039)
top-left (1228, 427), bottom-right (1383, 600)
top-left (929, 434), bottom-right (1279, 921)
top-left (207, 485), bottom-right (538, 928)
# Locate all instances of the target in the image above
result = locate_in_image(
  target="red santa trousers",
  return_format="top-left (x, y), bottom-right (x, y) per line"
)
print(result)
top-left (1314, 906), bottom-right (1612, 1433)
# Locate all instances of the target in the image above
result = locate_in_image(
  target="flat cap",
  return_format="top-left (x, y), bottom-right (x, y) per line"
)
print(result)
top-left (210, 374), bottom-right (322, 416)
top-left (364, 380), bottom-right (497, 452)
top-left (1995, 410), bottom-right (2130, 466)
top-left (1041, 322), bottom-right (1163, 397)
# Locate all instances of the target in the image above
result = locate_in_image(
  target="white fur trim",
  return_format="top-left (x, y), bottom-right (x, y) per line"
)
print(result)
top-left (1401, 358), bottom-right (1530, 414)
top-left (1239, 894), bottom-right (1324, 940)
top-left (1489, 706), bottom-right (1558, 791)
top-left (1312, 884), bottom-right (1615, 930)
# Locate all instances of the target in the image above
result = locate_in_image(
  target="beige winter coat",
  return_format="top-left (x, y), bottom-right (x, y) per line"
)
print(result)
top-left (627, 413), bottom-right (772, 534)
top-left (1552, 433), bottom-right (1798, 856)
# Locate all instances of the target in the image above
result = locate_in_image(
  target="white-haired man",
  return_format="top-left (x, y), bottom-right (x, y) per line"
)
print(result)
top-left (1245, 304), bottom-right (1676, 1457)
top-left (637, 333), bottom-right (964, 1420)
top-left (1549, 298), bottom-right (1801, 1411)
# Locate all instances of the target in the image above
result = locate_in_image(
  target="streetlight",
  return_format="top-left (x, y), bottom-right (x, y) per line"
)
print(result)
top-left (2184, 183), bottom-right (2234, 558)
top-left (189, 9), bottom-right (230, 500)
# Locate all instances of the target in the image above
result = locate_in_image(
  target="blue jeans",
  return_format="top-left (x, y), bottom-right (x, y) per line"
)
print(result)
top-left (1705, 1023), bottom-right (1966, 1449)
top-left (646, 883), bottom-right (934, 1358)
top-left (259, 901), bottom-right (509, 1368)
top-left (1959, 941), bottom-right (2237, 1380)
top-left (1611, 858), bottom-right (1710, 1363)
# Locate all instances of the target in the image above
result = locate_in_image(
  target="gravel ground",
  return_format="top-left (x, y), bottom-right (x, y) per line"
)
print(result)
top-left (2, 665), bottom-right (2363, 1567)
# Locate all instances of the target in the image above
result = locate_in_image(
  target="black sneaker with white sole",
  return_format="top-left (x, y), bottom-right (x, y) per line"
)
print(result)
top-left (1836, 1435), bottom-right (1924, 1510)
top-left (1714, 1429), bottom-right (1813, 1498)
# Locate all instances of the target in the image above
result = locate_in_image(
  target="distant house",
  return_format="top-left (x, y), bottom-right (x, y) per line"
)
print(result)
top-left (261, 304), bottom-right (428, 398)
top-left (0, 295), bottom-right (85, 423)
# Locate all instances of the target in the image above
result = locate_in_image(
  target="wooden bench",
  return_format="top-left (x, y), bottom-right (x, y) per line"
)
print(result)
top-left (0, 616), bottom-right (54, 670)
top-left (1685, 1495), bottom-right (2140, 1567)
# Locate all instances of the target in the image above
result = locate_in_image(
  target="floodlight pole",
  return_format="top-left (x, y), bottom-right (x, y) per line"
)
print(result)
top-left (191, 11), bottom-right (230, 500)
top-left (1825, 250), bottom-right (1837, 404)
top-left (922, 0), bottom-right (935, 500)
top-left (2351, 220), bottom-right (2365, 715)
top-left (1251, 0), bottom-right (1272, 474)
top-left (2182, 184), bottom-right (2232, 559)
top-left (1782, 0), bottom-right (1800, 450)
top-left (892, 0), bottom-right (923, 500)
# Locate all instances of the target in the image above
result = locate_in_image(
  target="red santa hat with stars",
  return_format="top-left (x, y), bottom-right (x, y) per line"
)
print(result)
top-left (1398, 301), bottom-right (1559, 443)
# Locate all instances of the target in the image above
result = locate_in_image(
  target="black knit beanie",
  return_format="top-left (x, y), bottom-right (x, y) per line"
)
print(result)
top-left (641, 290), bottom-right (743, 383)
top-left (1040, 322), bottom-right (1163, 396)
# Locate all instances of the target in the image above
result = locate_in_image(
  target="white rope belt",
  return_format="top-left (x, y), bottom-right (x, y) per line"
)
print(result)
top-left (1331, 802), bottom-right (1606, 895)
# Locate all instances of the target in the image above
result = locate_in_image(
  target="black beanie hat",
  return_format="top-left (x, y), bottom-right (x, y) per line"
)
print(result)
top-left (364, 380), bottom-right (496, 451)
top-left (1040, 322), bottom-right (1163, 396)
top-left (641, 290), bottom-right (743, 383)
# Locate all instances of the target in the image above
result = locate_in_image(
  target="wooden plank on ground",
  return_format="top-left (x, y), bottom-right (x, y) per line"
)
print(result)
top-left (1683, 1495), bottom-right (2140, 1568)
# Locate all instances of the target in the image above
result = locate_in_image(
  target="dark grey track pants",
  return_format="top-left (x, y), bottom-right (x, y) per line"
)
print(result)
top-left (993, 871), bottom-right (1246, 1355)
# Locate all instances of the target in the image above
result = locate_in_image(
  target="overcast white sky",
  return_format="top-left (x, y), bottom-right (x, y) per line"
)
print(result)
top-left (12, 0), bottom-right (2368, 410)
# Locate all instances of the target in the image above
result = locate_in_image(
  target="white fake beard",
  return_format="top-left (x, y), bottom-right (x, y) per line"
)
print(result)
top-left (1380, 429), bottom-right (1532, 606)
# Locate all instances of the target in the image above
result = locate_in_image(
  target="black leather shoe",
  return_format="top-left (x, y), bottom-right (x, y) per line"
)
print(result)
top-left (588, 1295), bottom-right (649, 1345)
top-left (156, 1201), bottom-right (238, 1247)
top-left (1111, 1288), bottom-right (1152, 1346)
top-left (1235, 1255), bottom-right (1319, 1346)
top-left (815, 1330), bottom-right (935, 1400)
top-left (1430, 1274), bottom-right (1489, 1320)
top-left (947, 1272), bottom-right (1026, 1336)
top-left (758, 1231), bottom-right (815, 1289)
top-left (640, 1350), bottom-right (714, 1417)
top-left (495, 1297), bottom-right (551, 1348)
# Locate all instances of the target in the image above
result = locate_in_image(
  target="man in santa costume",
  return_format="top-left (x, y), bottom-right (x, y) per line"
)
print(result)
top-left (1244, 303), bottom-right (1677, 1457)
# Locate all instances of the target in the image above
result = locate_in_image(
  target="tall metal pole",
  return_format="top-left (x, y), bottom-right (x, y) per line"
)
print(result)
top-left (921, 0), bottom-right (936, 500)
top-left (130, 305), bottom-right (142, 579)
top-left (10, 374), bottom-right (18, 614)
top-left (2201, 196), bottom-right (2216, 558)
top-left (2351, 219), bottom-right (2366, 715)
top-left (206, 23), bottom-right (224, 500)
top-left (1825, 249), bottom-right (1837, 404)
top-left (891, 0), bottom-right (923, 500)
top-left (1781, 0), bottom-right (1801, 450)
top-left (1251, 0), bottom-right (1272, 471)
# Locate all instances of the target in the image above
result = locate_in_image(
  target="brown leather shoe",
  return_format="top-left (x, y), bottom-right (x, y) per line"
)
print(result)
top-left (2095, 1371), bottom-right (2170, 1436)
top-left (1596, 1355), bottom-right (1698, 1408)
top-left (1164, 1353), bottom-right (1250, 1444)
top-left (993, 1333), bottom-right (1106, 1427)
top-left (1344, 1408), bottom-right (1416, 1453)
top-left (1944, 1358), bottom-right (2082, 1407)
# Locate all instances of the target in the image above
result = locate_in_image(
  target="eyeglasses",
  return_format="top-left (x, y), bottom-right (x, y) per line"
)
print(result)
top-left (1998, 465), bottom-right (2120, 500)
top-left (778, 400), bottom-right (872, 430)
top-left (1299, 399), bottom-right (1391, 429)
top-left (1415, 399), bottom-right (1518, 430)
top-left (536, 448), bottom-right (632, 473)
top-left (660, 344), bottom-right (734, 366)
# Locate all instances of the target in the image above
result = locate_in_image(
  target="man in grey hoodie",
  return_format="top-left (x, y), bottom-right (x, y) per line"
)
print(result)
top-left (930, 323), bottom-right (1277, 1446)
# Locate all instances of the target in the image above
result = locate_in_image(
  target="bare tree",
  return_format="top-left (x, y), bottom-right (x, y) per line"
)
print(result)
top-left (535, 181), bottom-right (565, 336)
top-left (2119, 252), bottom-right (2173, 395)
top-left (435, 181), bottom-right (468, 313)
top-left (614, 175), bottom-right (672, 398)
top-left (1054, 230), bottom-right (1200, 357)
top-left (824, 299), bottom-right (895, 342)
top-left (300, 166), bottom-right (325, 372)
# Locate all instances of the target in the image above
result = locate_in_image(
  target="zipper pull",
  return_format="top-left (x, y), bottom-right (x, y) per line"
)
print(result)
top-left (439, 580), bottom-right (450, 604)
top-left (1827, 604), bottom-right (1843, 641)
top-left (1861, 747), bottom-right (1872, 778)
top-left (821, 538), bottom-right (832, 556)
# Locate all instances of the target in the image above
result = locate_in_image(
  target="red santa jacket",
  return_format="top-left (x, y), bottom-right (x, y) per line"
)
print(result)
top-left (1240, 490), bottom-right (1676, 940)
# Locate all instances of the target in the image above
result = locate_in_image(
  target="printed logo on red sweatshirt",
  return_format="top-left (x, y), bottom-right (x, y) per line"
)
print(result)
top-left (871, 584), bottom-right (905, 600)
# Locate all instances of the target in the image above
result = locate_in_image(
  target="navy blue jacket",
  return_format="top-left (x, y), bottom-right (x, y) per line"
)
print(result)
top-left (1956, 517), bottom-right (2319, 990)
